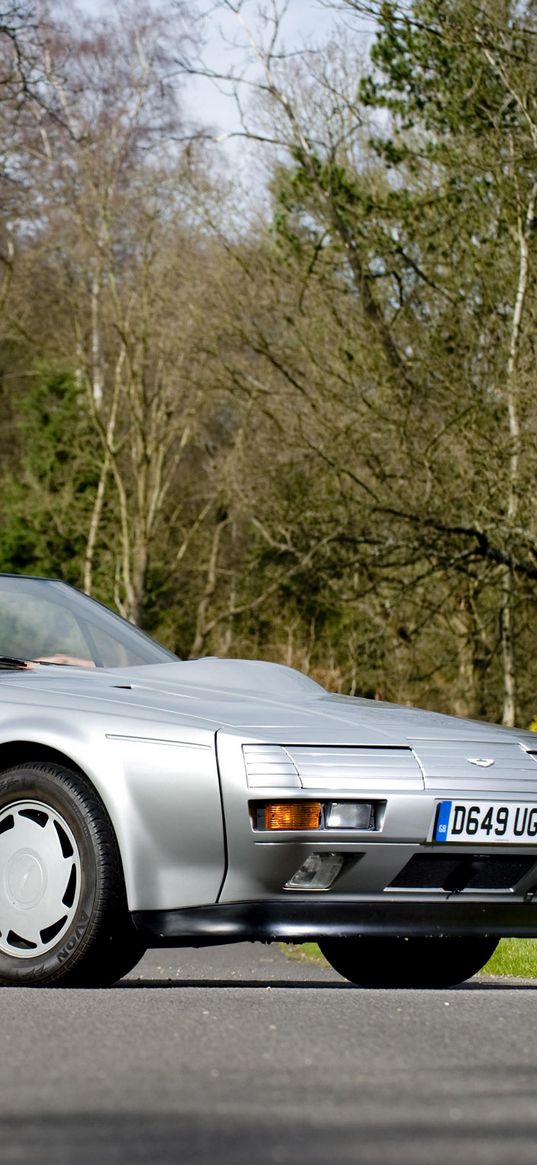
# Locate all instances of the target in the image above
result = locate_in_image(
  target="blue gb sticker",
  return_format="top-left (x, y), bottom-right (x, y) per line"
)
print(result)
top-left (435, 801), bottom-right (452, 843)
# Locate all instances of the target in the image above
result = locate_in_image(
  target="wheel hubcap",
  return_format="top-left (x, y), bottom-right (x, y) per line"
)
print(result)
top-left (0, 800), bottom-right (82, 958)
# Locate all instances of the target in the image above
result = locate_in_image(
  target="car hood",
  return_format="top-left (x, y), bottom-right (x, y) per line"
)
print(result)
top-left (1, 657), bottom-right (534, 752)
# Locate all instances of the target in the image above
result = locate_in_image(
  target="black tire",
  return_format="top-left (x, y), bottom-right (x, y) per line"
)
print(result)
top-left (64, 917), bottom-right (147, 988)
top-left (318, 935), bottom-right (499, 988)
top-left (0, 762), bottom-right (145, 986)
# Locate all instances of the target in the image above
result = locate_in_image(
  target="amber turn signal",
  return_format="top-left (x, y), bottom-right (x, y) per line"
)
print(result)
top-left (263, 802), bottom-right (322, 831)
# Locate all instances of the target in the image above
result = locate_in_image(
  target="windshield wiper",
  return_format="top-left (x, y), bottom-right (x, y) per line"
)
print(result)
top-left (0, 656), bottom-right (80, 670)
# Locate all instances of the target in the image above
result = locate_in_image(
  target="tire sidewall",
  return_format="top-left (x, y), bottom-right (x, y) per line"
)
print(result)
top-left (0, 765), bottom-right (103, 985)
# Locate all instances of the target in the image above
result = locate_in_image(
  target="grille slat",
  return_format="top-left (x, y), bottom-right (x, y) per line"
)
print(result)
top-left (286, 746), bottom-right (423, 789)
top-left (244, 745), bottom-right (424, 790)
top-left (243, 745), bottom-right (300, 788)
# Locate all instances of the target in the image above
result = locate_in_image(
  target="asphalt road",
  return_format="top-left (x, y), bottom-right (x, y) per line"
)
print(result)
top-left (1, 944), bottom-right (537, 1165)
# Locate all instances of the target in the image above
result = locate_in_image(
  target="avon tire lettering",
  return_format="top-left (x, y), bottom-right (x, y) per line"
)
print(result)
top-left (57, 912), bottom-right (89, 962)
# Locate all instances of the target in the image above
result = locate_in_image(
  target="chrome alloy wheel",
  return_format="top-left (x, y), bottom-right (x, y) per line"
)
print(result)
top-left (0, 800), bottom-right (81, 958)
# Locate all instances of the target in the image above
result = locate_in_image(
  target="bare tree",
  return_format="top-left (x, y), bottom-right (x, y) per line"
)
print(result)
top-left (185, 0), bottom-right (537, 720)
top-left (16, 2), bottom-right (214, 623)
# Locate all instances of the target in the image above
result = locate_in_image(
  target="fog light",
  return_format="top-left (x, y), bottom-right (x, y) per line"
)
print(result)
top-left (263, 802), bottom-right (321, 831)
top-left (285, 853), bottom-right (344, 890)
top-left (326, 802), bottom-right (374, 829)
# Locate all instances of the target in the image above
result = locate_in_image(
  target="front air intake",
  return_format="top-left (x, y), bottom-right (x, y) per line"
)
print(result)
top-left (389, 853), bottom-right (537, 892)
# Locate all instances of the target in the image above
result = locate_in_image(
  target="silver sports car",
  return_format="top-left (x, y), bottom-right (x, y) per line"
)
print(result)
top-left (1, 574), bottom-right (537, 988)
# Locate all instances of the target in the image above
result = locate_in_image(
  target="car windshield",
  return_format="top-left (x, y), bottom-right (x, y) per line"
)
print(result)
top-left (0, 576), bottom-right (177, 669)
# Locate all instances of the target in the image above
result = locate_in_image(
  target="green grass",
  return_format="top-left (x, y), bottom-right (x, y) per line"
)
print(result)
top-left (482, 938), bottom-right (537, 978)
top-left (285, 942), bottom-right (327, 964)
top-left (285, 939), bottom-right (537, 979)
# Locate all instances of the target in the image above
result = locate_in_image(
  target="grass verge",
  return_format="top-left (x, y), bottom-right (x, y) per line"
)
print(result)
top-left (482, 938), bottom-right (537, 978)
top-left (284, 939), bottom-right (537, 978)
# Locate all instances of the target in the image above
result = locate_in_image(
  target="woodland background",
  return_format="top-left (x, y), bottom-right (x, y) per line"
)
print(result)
top-left (2, 0), bottom-right (537, 727)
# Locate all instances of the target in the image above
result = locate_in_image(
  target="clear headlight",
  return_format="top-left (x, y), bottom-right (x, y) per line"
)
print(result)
top-left (325, 802), bottom-right (374, 829)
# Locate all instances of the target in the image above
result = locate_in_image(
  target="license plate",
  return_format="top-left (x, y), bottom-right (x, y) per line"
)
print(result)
top-left (434, 799), bottom-right (537, 844)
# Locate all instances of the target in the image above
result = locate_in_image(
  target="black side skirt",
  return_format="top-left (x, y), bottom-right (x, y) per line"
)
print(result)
top-left (132, 899), bottom-right (537, 946)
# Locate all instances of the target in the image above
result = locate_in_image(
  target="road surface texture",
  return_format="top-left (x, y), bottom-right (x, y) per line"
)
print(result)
top-left (1, 943), bottom-right (536, 1165)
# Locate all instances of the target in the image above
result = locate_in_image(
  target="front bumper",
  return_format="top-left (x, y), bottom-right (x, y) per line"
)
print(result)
top-left (132, 897), bottom-right (537, 946)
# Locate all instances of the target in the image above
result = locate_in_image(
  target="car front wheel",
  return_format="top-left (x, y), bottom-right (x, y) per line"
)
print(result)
top-left (0, 762), bottom-right (145, 986)
top-left (317, 935), bottom-right (499, 988)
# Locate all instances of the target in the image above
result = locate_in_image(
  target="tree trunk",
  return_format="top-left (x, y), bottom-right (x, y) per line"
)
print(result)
top-left (500, 177), bottom-right (537, 725)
